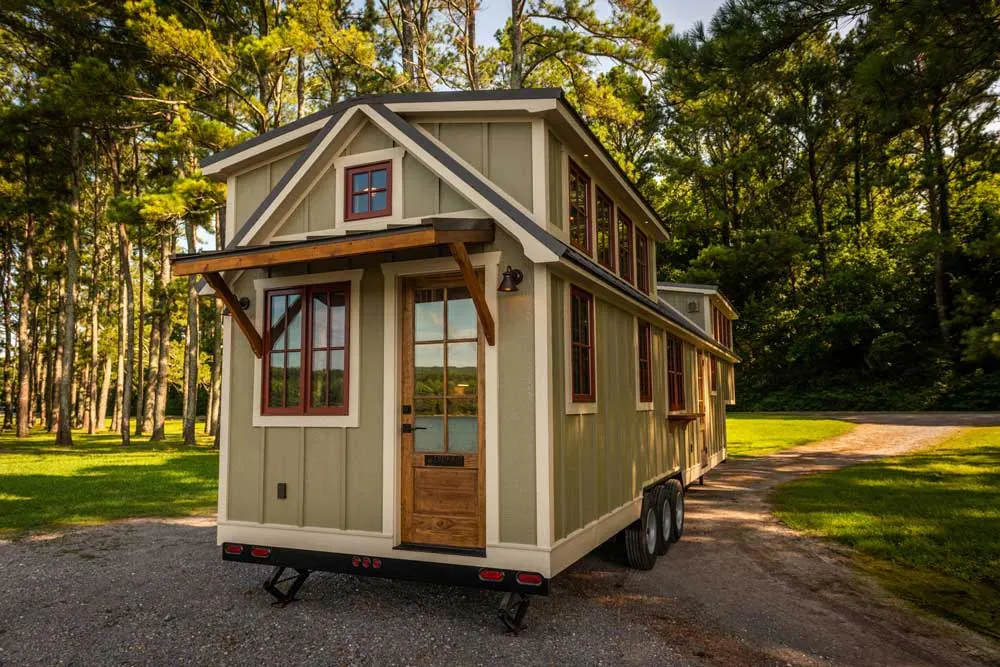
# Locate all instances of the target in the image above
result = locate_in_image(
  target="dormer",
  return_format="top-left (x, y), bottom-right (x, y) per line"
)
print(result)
top-left (657, 282), bottom-right (738, 349)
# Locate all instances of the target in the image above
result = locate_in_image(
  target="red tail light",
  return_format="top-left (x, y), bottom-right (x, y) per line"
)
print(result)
top-left (478, 569), bottom-right (504, 582)
top-left (250, 547), bottom-right (271, 558)
top-left (372, 559), bottom-right (382, 569)
top-left (516, 572), bottom-right (543, 586)
top-left (224, 544), bottom-right (244, 555)
top-left (352, 556), bottom-right (361, 567)
top-left (361, 557), bottom-right (371, 568)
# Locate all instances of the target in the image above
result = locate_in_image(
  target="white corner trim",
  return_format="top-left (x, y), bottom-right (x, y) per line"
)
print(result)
top-left (531, 118), bottom-right (547, 226)
top-left (380, 252), bottom-right (502, 544)
top-left (533, 264), bottom-right (554, 547)
top-left (251, 269), bottom-right (364, 428)
top-left (563, 280), bottom-right (598, 416)
top-left (217, 317), bottom-right (233, 523)
top-left (332, 146), bottom-right (406, 230)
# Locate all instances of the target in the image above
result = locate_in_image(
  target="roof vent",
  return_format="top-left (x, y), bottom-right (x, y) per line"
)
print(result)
top-left (687, 299), bottom-right (700, 313)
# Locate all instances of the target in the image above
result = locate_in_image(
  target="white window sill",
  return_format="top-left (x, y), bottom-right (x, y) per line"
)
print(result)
top-left (635, 402), bottom-right (654, 412)
top-left (565, 401), bottom-right (598, 415)
top-left (252, 413), bottom-right (360, 428)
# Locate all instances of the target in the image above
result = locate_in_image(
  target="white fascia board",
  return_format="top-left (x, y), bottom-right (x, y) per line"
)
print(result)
top-left (200, 117), bottom-right (328, 177)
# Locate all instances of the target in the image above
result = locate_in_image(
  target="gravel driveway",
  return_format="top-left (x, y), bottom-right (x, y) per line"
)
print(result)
top-left (2, 413), bottom-right (998, 666)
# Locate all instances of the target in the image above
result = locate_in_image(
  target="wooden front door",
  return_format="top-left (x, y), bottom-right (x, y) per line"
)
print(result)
top-left (400, 274), bottom-right (485, 551)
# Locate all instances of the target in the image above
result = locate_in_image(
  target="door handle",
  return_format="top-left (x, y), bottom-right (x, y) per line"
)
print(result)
top-left (401, 423), bottom-right (428, 434)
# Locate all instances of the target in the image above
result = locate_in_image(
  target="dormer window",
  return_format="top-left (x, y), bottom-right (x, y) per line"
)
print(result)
top-left (345, 160), bottom-right (391, 221)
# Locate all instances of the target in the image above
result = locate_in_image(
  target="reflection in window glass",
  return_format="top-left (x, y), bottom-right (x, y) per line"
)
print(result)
top-left (414, 344), bottom-right (444, 397)
top-left (447, 398), bottom-right (478, 453)
top-left (414, 289), bottom-right (444, 341)
top-left (447, 342), bottom-right (477, 395)
top-left (414, 398), bottom-right (444, 452)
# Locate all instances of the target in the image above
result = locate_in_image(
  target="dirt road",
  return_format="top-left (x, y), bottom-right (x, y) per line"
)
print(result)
top-left (1, 414), bottom-right (997, 666)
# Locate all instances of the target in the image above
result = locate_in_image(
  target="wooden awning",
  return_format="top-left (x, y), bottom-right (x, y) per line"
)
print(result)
top-left (170, 219), bottom-right (497, 358)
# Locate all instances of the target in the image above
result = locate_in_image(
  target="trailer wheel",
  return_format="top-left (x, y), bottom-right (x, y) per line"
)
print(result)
top-left (652, 485), bottom-right (673, 556)
top-left (665, 479), bottom-right (684, 542)
top-left (624, 494), bottom-right (658, 570)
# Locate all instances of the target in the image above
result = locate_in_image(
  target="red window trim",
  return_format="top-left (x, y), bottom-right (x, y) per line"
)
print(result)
top-left (666, 334), bottom-right (685, 412)
top-left (617, 210), bottom-right (634, 284)
top-left (568, 160), bottom-right (592, 255)
top-left (710, 355), bottom-right (719, 393)
top-left (638, 320), bottom-right (653, 403)
top-left (570, 286), bottom-right (596, 403)
top-left (262, 282), bottom-right (351, 416)
top-left (344, 160), bottom-right (392, 222)
top-left (595, 187), bottom-right (615, 271)
top-left (635, 229), bottom-right (649, 293)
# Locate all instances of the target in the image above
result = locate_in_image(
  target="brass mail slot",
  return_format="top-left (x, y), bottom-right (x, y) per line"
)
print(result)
top-left (424, 454), bottom-right (464, 467)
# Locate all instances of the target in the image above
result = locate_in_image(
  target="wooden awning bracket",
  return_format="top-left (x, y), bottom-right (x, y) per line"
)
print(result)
top-left (204, 272), bottom-right (263, 359)
top-left (449, 241), bottom-right (496, 346)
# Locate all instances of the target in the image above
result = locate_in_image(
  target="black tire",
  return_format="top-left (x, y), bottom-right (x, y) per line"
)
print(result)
top-left (625, 494), bottom-right (659, 570)
top-left (665, 478), bottom-right (684, 542)
top-left (652, 485), bottom-right (673, 556)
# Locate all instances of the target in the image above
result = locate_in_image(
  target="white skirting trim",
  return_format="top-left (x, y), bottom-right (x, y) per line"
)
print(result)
top-left (217, 521), bottom-right (553, 576)
top-left (548, 497), bottom-right (642, 577)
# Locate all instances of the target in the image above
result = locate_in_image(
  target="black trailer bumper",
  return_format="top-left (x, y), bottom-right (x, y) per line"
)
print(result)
top-left (222, 543), bottom-right (549, 596)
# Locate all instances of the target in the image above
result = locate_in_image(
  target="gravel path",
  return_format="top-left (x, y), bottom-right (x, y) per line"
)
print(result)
top-left (1, 413), bottom-right (998, 666)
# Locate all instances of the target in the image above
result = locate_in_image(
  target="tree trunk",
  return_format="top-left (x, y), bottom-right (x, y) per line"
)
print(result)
top-left (510, 0), bottom-right (524, 88)
top-left (111, 274), bottom-right (124, 433)
top-left (56, 131), bottom-right (83, 445)
top-left (1, 250), bottom-right (14, 431)
top-left (18, 250), bottom-right (35, 436)
top-left (135, 217), bottom-right (146, 436)
top-left (86, 221), bottom-right (102, 434)
top-left (96, 355), bottom-right (112, 431)
top-left (401, 0), bottom-right (415, 84)
top-left (182, 220), bottom-right (199, 445)
top-left (117, 211), bottom-right (135, 446)
top-left (151, 229), bottom-right (172, 441)
top-left (142, 312), bottom-right (159, 433)
top-left (296, 55), bottom-right (305, 120)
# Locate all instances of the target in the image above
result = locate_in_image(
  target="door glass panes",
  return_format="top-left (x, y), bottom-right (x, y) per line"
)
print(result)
top-left (409, 284), bottom-right (480, 454)
top-left (414, 398), bottom-right (444, 452)
top-left (415, 289), bottom-right (444, 341)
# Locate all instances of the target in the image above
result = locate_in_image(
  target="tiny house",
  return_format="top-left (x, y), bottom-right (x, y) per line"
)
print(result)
top-left (172, 89), bottom-right (738, 630)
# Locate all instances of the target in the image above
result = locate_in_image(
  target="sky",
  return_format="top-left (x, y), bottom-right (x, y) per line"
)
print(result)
top-left (475, 0), bottom-right (727, 47)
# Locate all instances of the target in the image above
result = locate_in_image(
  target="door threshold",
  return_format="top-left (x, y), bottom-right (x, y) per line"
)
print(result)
top-left (395, 542), bottom-right (486, 558)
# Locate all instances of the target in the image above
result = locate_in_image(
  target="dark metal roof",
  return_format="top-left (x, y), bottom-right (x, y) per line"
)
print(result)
top-left (201, 88), bottom-right (564, 169)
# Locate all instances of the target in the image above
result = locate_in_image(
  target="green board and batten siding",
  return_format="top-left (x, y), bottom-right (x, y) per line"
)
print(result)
top-left (550, 275), bottom-right (679, 542)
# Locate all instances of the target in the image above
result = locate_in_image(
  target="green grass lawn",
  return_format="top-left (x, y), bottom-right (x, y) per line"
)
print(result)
top-left (773, 427), bottom-right (1000, 638)
top-left (727, 413), bottom-right (856, 457)
top-left (0, 418), bottom-right (218, 540)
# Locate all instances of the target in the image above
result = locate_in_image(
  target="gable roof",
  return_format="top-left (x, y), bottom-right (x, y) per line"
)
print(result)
top-left (202, 88), bottom-right (666, 238)
top-left (658, 282), bottom-right (738, 319)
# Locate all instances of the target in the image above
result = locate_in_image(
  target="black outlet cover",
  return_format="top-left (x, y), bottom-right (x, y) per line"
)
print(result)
top-left (277, 482), bottom-right (287, 499)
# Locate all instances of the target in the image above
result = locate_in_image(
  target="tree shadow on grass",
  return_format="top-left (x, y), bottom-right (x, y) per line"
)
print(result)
top-left (772, 445), bottom-right (1000, 638)
top-left (0, 453), bottom-right (218, 538)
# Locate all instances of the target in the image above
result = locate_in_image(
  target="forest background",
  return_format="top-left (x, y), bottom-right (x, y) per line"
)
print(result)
top-left (0, 0), bottom-right (998, 447)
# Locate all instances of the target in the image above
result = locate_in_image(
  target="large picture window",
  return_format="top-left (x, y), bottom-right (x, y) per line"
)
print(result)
top-left (595, 188), bottom-right (614, 270)
top-left (264, 283), bottom-right (350, 415)
top-left (635, 230), bottom-right (649, 293)
top-left (568, 160), bottom-right (591, 254)
top-left (638, 321), bottom-right (653, 403)
top-left (570, 286), bottom-right (596, 402)
top-left (617, 210), bottom-right (633, 284)
top-left (345, 160), bottom-right (391, 221)
top-left (666, 334), bottom-right (685, 412)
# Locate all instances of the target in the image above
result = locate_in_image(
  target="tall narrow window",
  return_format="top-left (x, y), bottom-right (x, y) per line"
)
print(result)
top-left (638, 321), bottom-right (653, 403)
top-left (710, 355), bottom-right (718, 393)
top-left (666, 335), bottom-right (685, 412)
top-left (568, 160), bottom-right (591, 254)
top-left (635, 230), bottom-right (649, 293)
top-left (595, 188), bottom-right (614, 270)
top-left (617, 210), bottom-right (633, 283)
top-left (264, 283), bottom-right (350, 415)
top-left (345, 160), bottom-right (391, 221)
top-left (570, 286), bottom-right (595, 402)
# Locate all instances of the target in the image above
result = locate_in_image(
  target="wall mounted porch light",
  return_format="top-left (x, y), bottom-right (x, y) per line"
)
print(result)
top-left (497, 266), bottom-right (524, 293)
